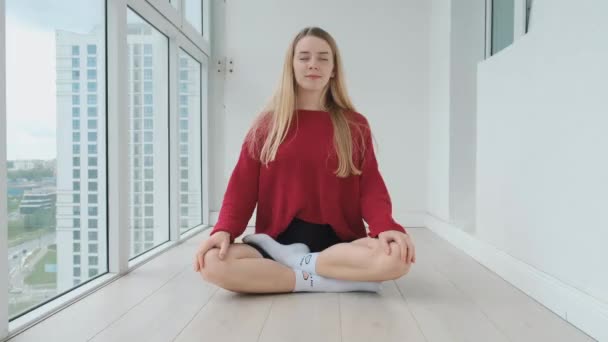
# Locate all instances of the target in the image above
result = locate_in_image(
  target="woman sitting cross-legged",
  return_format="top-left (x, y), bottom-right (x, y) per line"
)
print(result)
top-left (193, 26), bottom-right (416, 294)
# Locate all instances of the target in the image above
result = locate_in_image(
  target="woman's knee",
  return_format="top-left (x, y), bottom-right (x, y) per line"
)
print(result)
top-left (373, 241), bottom-right (412, 280)
top-left (199, 248), bottom-right (229, 285)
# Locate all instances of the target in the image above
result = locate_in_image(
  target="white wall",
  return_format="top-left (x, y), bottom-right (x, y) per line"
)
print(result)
top-left (210, 0), bottom-right (430, 227)
top-left (208, 0), bottom-right (227, 218)
top-left (427, 0), bottom-right (451, 222)
top-left (478, 0), bottom-right (608, 303)
top-left (448, 1), bottom-right (485, 232)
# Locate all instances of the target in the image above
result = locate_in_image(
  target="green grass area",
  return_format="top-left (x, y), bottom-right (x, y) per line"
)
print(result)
top-left (24, 247), bottom-right (57, 286)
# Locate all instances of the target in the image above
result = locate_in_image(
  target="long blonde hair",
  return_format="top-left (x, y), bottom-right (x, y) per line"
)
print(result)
top-left (246, 27), bottom-right (369, 178)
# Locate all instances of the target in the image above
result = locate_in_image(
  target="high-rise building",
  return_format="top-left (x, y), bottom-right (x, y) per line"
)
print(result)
top-left (55, 26), bottom-right (107, 291)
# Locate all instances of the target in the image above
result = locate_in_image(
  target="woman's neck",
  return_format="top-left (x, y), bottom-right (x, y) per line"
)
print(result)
top-left (296, 88), bottom-right (328, 111)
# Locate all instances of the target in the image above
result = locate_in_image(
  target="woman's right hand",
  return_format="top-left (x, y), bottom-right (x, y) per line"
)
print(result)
top-left (194, 231), bottom-right (231, 272)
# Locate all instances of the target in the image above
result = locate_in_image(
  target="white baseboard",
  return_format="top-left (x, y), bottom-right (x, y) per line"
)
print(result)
top-left (209, 211), bottom-right (427, 229)
top-left (425, 214), bottom-right (608, 342)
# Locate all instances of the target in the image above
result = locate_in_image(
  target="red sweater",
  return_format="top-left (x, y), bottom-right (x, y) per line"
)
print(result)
top-left (211, 109), bottom-right (407, 243)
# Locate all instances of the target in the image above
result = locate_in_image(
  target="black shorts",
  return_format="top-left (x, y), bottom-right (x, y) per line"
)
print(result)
top-left (246, 217), bottom-right (343, 260)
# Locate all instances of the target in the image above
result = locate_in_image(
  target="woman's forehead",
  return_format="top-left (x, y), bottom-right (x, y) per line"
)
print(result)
top-left (295, 36), bottom-right (332, 53)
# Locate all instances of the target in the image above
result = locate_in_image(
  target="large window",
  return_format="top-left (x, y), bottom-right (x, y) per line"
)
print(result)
top-left (2, 0), bottom-right (209, 337)
top-left (127, 9), bottom-right (170, 259)
top-left (5, 0), bottom-right (107, 320)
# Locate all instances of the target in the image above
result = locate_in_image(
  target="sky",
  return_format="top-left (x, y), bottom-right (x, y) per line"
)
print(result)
top-left (5, 0), bottom-right (103, 160)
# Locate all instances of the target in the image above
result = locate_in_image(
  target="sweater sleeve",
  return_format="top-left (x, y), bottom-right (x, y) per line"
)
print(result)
top-left (211, 140), bottom-right (260, 243)
top-left (358, 118), bottom-right (408, 238)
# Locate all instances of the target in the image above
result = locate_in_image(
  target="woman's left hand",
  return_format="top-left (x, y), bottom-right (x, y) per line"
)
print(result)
top-left (378, 230), bottom-right (416, 264)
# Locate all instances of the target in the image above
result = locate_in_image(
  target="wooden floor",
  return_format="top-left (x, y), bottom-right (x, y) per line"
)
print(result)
top-left (8, 228), bottom-right (595, 342)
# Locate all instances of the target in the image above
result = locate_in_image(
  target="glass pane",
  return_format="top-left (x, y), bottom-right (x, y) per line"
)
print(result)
top-left (491, 0), bottom-right (514, 55)
top-left (184, 0), bottom-right (202, 35)
top-left (170, 0), bottom-right (178, 9)
top-left (127, 9), bottom-right (170, 259)
top-left (178, 50), bottom-right (203, 234)
top-left (5, 0), bottom-right (106, 320)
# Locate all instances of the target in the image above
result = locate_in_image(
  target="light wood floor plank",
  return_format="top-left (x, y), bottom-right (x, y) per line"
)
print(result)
top-left (89, 267), bottom-right (217, 342)
top-left (395, 230), bottom-right (510, 342)
top-left (339, 280), bottom-right (427, 342)
top-left (174, 289), bottom-right (274, 342)
top-left (258, 292), bottom-right (341, 342)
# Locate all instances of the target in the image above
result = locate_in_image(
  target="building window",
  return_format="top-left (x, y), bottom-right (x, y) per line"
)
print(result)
top-left (89, 256), bottom-right (98, 265)
top-left (87, 94), bottom-right (97, 105)
top-left (72, 45), bottom-right (80, 55)
top-left (88, 107), bottom-right (97, 117)
top-left (89, 244), bottom-right (98, 253)
top-left (89, 219), bottom-right (98, 229)
top-left (87, 44), bottom-right (97, 55)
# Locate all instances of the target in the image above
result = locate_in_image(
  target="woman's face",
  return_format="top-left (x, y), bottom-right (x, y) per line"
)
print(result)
top-left (292, 36), bottom-right (335, 93)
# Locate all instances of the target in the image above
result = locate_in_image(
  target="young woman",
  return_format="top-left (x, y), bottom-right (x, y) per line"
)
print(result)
top-left (193, 27), bottom-right (416, 294)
